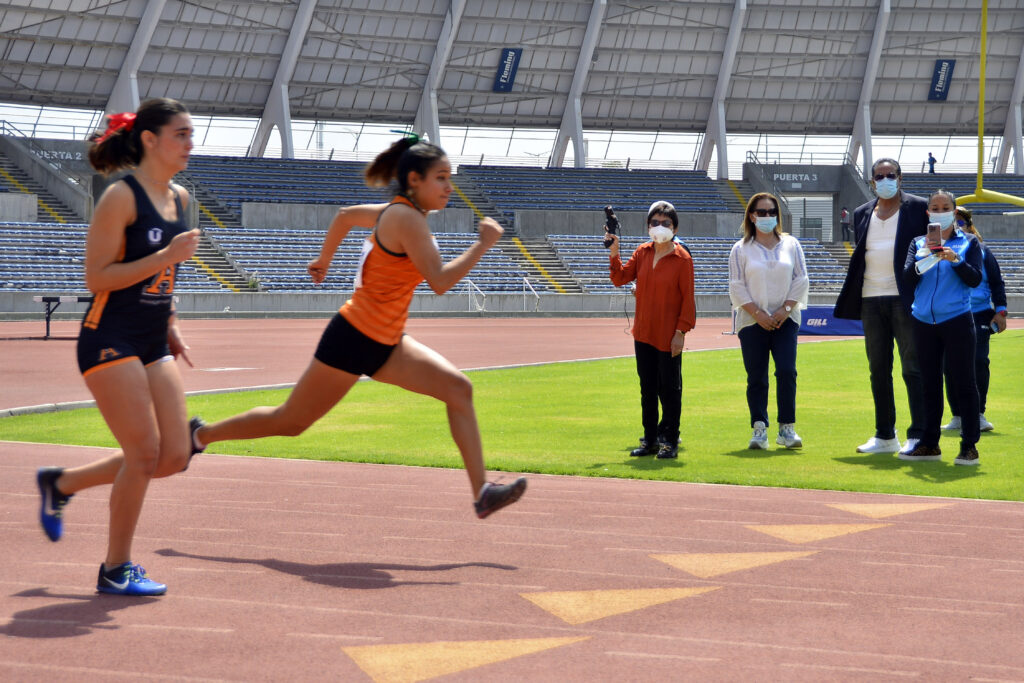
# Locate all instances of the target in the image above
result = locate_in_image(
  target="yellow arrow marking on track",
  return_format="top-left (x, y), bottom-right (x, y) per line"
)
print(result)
top-left (342, 636), bottom-right (589, 683)
top-left (826, 503), bottom-right (953, 519)
top-left (521, 587), bottom-right (720, 624)
top-left (650, 551), bottom-right (818, 578)
top-left (746, 523), bottom-right (889, 544)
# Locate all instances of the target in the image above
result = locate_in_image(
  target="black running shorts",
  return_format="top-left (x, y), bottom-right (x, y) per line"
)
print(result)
top-left (314, 313), bottom-right (397, 377)
top-left (77, 326), bottom-right (171, 378)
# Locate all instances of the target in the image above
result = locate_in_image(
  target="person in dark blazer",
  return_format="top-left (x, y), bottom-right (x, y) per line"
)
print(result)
top-left (833, 158), bottom-right (928, 456)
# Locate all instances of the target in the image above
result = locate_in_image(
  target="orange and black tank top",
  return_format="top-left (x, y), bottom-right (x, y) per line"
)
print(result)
top-left (338, 196), bottom-right (430, 345)
top-left (81, 175), bottom-right (188, 334)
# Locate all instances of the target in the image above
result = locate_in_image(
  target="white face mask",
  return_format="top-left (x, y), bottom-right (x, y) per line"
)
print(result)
top-left (754, 217), bottom-right (777, 233)
top-left (928, 211), bottom-right (955, 230)
top-left (649, 226), bottom-right (674, 243)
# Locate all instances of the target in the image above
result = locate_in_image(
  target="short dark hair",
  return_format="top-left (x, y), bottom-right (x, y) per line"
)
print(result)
top-left (871, 158), bottom-right (902, 177)
top-left (647, 201), bottom-right (678, 229)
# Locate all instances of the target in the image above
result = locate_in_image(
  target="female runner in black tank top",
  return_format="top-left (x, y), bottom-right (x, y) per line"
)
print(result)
top-left (34, 98), bottom-right (201, 596)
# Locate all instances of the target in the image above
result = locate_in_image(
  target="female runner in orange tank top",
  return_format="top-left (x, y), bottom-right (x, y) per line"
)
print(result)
top-left (191, 136), bottom-right (526, 518)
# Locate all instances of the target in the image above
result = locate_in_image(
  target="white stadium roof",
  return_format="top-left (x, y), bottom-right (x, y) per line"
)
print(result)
top-left (1, 0), bottom-right (1022, 174)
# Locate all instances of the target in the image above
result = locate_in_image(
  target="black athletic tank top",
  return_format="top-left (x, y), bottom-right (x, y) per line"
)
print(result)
top-left (81, 175), bottom-right (188, 333)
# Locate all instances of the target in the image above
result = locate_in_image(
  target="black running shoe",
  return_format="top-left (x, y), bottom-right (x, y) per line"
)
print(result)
top-left (184, 416), bottom-right (206, 470)
top-left (37, 467), bottom-right (72, 542)
top-left (474, 477), bottom-right (527, 519)
top-left (954, 445), bottom-right (979, 466)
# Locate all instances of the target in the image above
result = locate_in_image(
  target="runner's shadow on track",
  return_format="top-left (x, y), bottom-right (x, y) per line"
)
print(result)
top-left (1, 587), bottom-right (159, 639)
top-left (156, 548), bottom-right (516, 589)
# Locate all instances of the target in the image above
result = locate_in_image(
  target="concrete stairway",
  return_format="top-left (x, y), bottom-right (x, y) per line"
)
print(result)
top-left (452, 173), bottom-right (512, 231)
top-left (0, 151), bottom-right (83, 223)
top-left (501, 236), bottom-right (583, 294)
top-left (819, 242), bottom-right (853, 271)
top-left (713, 178), bottom-right (755, 212)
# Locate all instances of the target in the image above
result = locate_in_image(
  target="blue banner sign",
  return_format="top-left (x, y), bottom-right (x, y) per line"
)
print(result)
top-left (493, 48), bottom-right (523, 93)
top-left (799, 306), bottom-right (864, 335)
top-left (928, 59), bottom-right (955, 101)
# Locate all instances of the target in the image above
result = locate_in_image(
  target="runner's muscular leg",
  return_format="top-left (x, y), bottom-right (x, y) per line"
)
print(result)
top-left (372, 335), bottom-right (485, 497)
top-left (198, 358), bottom-right (360, 445)
top-left (84, 359), bottom-right (161, 567)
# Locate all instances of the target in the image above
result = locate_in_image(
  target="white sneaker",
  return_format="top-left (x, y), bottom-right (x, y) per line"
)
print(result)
top-left (898, 438), bottom-right (920, 455)
top-left (979, 414), bottom-right (994, 432)
top-left (856, 436), bottom-right (901, 454)
top-left (776, 423), bottom-right (802, 448)
top-left (749, 421), bottom-right (769, 450)
top-left (941, 416), bottom-right (961, 431)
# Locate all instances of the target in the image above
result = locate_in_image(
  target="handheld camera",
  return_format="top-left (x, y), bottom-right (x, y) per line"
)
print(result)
top-left (602, 205), bottom-right (620, 249)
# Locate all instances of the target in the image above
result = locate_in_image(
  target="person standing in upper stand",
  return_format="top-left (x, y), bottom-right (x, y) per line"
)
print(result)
top-left (607, 201), bottom-right (696, 460)
top-left (833, 159), bottom-right (928, 456)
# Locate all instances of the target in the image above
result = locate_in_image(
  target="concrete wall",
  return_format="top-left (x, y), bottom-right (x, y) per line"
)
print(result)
top-left (0, 136), bottom-right (91, 221)
top-left (241, 202), bottom-right (476, 232)
top-left (515, 209), bottom-right (745, 239)
top-left (6, 290), bottom-right (1024, 322)
top-left (0, 193), bottom-right (38, 221)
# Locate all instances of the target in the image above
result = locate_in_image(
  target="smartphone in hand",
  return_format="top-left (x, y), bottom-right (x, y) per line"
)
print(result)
top-left (926, 222), bottom-right (942, 251)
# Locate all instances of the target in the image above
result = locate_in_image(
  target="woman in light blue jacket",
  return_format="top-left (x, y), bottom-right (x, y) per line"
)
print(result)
top-left (901, 190), bottom-right (983, 466)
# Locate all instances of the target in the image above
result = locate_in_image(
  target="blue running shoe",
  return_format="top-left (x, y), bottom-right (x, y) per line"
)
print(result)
top-left (37, 467), bottom-right (72, 542)
top-left (96, 563), bottom-right (167, 596)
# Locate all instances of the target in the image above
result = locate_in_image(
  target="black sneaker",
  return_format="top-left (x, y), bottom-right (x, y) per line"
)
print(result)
top-left (954, 445), bottom-right (979, 466)
top-left (630, 442), bottom-right (658, 457)
top-left (184, 416), bottom-right (206, 470)
top-left (897, 444), bottom-right (942, 462)
top-left (37, 467), bottom-right (72, 542)
top-left (656, 443), bottom-right (678, 459)
top-left (474, 477), bottom-right (527, 519)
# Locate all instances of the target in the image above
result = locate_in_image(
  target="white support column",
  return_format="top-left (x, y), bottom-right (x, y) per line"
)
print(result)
top-left (105, 0), bottom-right (167, 114)
top-left (549, 0), bottom-right (607, 168)
top-left (847, 0), bottom-right (890, 178)
top-left (996, 40), bottom-right (1024, 175)
top-left (413, 0), bottom-right (466, 146)
top-left (696, 0), bottom-right (746, 180)
top-left (248, 0), bottom-right (317, 158)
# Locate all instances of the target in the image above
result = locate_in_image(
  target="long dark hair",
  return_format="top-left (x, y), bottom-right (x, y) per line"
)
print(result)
top-left (364, 136), bottom-right (447, 193)
top-left (87, 98), bottom-right (189, 174)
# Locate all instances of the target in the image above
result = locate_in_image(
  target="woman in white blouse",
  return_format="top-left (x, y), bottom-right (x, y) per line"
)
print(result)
top-left (728, 193), bottom-right (810, 449)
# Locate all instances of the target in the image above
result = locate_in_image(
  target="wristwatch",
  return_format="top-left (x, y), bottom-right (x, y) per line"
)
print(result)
top-left (784, 305), bottom-right (792, 312)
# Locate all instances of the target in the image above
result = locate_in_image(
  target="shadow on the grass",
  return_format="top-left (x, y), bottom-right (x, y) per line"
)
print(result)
top-left (834, 453), bottom-right (984, 483)
top-left (1, 587), bottom-right (159, 639)
top-left (156, 548), bottom-right (517, 589)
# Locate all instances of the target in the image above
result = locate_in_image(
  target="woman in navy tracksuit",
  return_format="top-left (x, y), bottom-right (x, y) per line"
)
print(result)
top-left (901, 190), bottom-right (983, 466)
top-left (942, 208), bottom-right (1007, 434)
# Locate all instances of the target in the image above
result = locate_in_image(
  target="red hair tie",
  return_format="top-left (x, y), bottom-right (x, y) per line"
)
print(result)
top-left (96, 112), bottom-right (136, 144)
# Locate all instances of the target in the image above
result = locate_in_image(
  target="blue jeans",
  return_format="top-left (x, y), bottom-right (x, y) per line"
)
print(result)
top-left (913, 313), bottom-right (979, 449)
top-left (737, 318), bottom-right (798, 427)
top-left (860, 296), bottom-right (925, 441)
top-left (634, 340), bottom-right (682, 445)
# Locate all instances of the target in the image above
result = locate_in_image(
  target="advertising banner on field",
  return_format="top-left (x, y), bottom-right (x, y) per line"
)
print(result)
top-left (799, 306), bottom-right (864, 335)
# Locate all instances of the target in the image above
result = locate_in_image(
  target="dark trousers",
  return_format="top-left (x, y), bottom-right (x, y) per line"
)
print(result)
top-left (860, 296), bottom-right (925, 441)
top-left (945, 310), bottom-right (993, 415)
top-left (737, 318), bottom-right (798, 427)
top-left (841, 223), bottom-right (851, 241)
top-left (913, 313), bottom-right (979, 449)
top-left (634, 340), bottom-right (682, 445)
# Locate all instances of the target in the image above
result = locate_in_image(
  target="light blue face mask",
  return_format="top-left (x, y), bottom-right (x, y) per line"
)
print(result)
top-left (874, 178), bottom-right (899, 199)
top-left (755, 216), bottom-right (777, 233)
top-left (928, 211), bottom-right (955, 230)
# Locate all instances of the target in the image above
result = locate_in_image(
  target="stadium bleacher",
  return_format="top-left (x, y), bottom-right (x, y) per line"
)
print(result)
top-left (185, 156), bottom-right (469, 224)
top-left (901, 174), bottom-right (1024, 215)
top-left (204, 226), bottom-right (549, 294)
top-left (0, 222), bottom-right (227, 292)
top-left (458, 165), bottom-right (732, 226)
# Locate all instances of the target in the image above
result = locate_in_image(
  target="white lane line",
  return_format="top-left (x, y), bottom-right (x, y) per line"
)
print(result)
top-left (605, 651), bottom-right (720, 663)
top-left (780, 662), bottom-right (920, 677)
